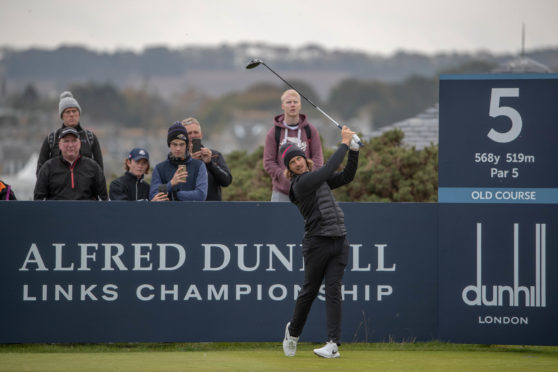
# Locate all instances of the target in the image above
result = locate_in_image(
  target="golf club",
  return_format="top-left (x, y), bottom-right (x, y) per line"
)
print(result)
top-left (246, 58), bottom-right (364, 147)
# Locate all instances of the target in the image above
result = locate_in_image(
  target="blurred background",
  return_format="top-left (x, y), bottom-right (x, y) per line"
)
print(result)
top-left (1, 0), bottom-right (557, 199)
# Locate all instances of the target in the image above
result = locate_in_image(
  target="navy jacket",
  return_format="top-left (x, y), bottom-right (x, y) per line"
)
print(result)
top-left (149, 154), bottom-right (208, 201)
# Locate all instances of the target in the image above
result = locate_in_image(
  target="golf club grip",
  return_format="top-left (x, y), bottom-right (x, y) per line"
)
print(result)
top-left (352, 134), bottom-right (364, 147)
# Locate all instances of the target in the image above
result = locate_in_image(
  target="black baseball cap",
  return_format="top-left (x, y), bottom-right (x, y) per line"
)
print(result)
top-left (58, 127), bottom-right (79, 139)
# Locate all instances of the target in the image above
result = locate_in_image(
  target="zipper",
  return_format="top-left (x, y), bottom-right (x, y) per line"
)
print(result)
top-left (70, 159), bottom-right (78, 189)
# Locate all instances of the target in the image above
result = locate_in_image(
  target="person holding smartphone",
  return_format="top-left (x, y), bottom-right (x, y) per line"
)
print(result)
top-left (149, 122), bottom-right (208, 201)
top-left (182, 117), bottom-right (232, 201)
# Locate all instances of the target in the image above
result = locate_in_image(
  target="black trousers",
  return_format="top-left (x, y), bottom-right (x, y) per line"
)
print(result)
top-left (289, 235), bottom-right (349, 344)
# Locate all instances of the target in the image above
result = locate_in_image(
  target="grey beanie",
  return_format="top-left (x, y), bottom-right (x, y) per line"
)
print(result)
top-left (58, 91), bottom-right (81, 118)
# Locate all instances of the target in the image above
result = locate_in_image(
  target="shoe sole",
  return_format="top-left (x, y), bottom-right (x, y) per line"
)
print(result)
top-left (313, 350), bottom-right (340, 358)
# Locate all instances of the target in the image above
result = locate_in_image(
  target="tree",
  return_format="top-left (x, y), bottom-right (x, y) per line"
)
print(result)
top-left (222, 146), bottom-right (271, 201)
top-left (331, 129), bottom-right (438, 202)
top-left (222, 129), bottom-right (438, 202)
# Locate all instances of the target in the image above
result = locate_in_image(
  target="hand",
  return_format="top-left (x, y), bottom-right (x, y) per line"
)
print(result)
top-left (190, 150), bottom-right (202, 160)
top-left (200, 148), bottom-right (212, 163)
top-left (341, 126), bottom-right (355, 146)
top-left (170, 167), bottom-right (187, 186)
top-left (151, 192), bottom-right (169, 202)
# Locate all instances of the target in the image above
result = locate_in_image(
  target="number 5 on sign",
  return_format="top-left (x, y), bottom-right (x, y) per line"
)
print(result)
top-left (488, 88), bottom-right (522, 143)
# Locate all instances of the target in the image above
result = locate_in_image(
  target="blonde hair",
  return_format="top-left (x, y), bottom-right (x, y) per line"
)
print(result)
top-left (281, 89), bottom-right (300, 103)
top-left (284, 158), bottom-right (314, 180)
top-left (182, 117), bottom-right (200, 127)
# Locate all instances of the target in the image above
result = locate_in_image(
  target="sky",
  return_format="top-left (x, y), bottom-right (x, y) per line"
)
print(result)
top-left (0, 0), bottom-right (557, 56)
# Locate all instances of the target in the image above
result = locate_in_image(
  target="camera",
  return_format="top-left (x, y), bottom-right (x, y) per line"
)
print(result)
top-left (191, 138), bottom-right (202, 153)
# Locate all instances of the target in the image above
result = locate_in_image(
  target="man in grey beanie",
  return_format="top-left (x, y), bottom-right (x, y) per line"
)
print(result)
top-left (36, 91), bottom-right (103, 175)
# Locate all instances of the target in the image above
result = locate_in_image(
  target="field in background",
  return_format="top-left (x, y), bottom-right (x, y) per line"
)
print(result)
top-left (1, 342), bottom-right (557, 371)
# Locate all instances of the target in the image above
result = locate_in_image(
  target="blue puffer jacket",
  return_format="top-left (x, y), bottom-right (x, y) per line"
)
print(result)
top-left (149, 154), bottom-right (208, 201)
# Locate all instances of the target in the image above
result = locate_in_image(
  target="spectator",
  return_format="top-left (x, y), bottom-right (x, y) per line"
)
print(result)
top-left (36, 91), bottom-right (103, 175)
top-left (263, 89), bottom-right (323, 202)
top-left (0, 180), bottom-right (16, 200)
top-left (182, 117), bottom-right (232, 201)
top-left (34, 127), bottom-right (107, 200)
top-left (281, 126), bottom-right (360, 359)
top-left (149, 122), bottom-right (208, 201)
top-left (109, 147), bottom-right (157, 201)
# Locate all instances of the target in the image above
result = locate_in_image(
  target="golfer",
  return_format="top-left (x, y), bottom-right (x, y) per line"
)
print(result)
top-left (281, 126), bottom-right (360, 358)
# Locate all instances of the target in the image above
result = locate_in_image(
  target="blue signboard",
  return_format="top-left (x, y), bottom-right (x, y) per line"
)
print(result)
top-left (438, 204), bottom-right (557, 345)
top-left (1, 202), bottom-right (556, 345)
top-left (0, 201), bottom-right (438, 343)
top-left (439, 74), bottom-right (558, 203)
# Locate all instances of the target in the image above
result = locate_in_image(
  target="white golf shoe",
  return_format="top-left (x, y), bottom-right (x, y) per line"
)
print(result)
top-left (313, 341), bottom-right (340, 358)
top-left (282, 322), bottom-right (299, 357)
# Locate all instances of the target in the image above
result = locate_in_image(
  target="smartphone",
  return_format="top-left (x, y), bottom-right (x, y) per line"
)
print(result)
top-left (157, 184), bottom-right (167, 194)
top-left (178, 164), bottom-right (186, 172)
top-left (191, 138), bottom-right (202, 153)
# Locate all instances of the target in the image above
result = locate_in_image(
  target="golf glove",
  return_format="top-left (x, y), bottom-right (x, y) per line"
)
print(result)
top-left (349, 138), bottom-right (360, 151)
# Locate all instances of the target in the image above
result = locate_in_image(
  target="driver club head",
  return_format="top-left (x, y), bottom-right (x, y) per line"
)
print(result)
top-left (245, 58), bottom-right (263, 69)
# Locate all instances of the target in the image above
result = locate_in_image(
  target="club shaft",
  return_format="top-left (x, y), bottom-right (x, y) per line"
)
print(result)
top-left (261, 62), bottom-right (363, 147)
top-left (261, 63), bottom-right (319, 110)
top-left (316, 107), bottom-right (364, 147)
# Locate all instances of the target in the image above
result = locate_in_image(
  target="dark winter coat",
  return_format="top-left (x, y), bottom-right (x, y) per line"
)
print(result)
top-left (204, 148), bottom-right (232, 201)
top-left (289, 144), bottom-right (359, 238)
top-left (109, 172), bottom-right (150, 201)
top-left (36, 123), bottom-right (103, 175)
top-left (34, 155), bottom-right (107, 200)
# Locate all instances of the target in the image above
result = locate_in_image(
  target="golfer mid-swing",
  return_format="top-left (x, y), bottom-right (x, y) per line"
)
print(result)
top-left (281, 125), bottom-right (360, 358)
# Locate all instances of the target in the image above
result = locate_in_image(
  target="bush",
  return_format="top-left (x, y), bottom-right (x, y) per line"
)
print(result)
top-left (222, 129), bottom-right (438, 202)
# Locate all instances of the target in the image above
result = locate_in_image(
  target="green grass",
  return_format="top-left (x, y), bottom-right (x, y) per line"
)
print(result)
top-left (1, 342), bottom-right (557, 371)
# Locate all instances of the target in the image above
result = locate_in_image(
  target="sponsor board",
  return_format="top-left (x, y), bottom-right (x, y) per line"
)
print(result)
top-left (438, 204), bottom-right (557, 345)
top-left (0, 201), bottom-right (437, 343)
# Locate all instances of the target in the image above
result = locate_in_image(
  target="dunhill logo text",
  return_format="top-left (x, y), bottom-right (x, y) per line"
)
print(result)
top-left (462, 223), bottom-right (546, 307)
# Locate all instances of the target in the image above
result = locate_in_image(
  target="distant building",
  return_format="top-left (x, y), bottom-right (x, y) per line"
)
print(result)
top-left (491, 55), bottom-right (552, 73)
top-left (368, 105), bottom-right (439, 150)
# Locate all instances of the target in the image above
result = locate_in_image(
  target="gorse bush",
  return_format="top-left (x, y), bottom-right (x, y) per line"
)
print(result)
top-left (222, 129), bottom-right (438, 202)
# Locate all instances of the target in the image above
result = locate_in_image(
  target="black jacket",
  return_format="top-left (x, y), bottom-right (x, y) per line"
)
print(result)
top-left (34, 155), bottom-right (107, 200)
top-left (36, 123), bottom-right (103, 175)
top-left (289, 144), bottom-right (358, 238)
top-left (109, 172), bottom-right (150, 201)
top-left (205, 149), bottom-right (232, 201)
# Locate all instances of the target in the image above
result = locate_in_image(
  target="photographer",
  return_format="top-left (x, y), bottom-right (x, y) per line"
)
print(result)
top-left (182, 117), bottom-right (232, 201)
top-left (149, 122), bottom-right (207, 201)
